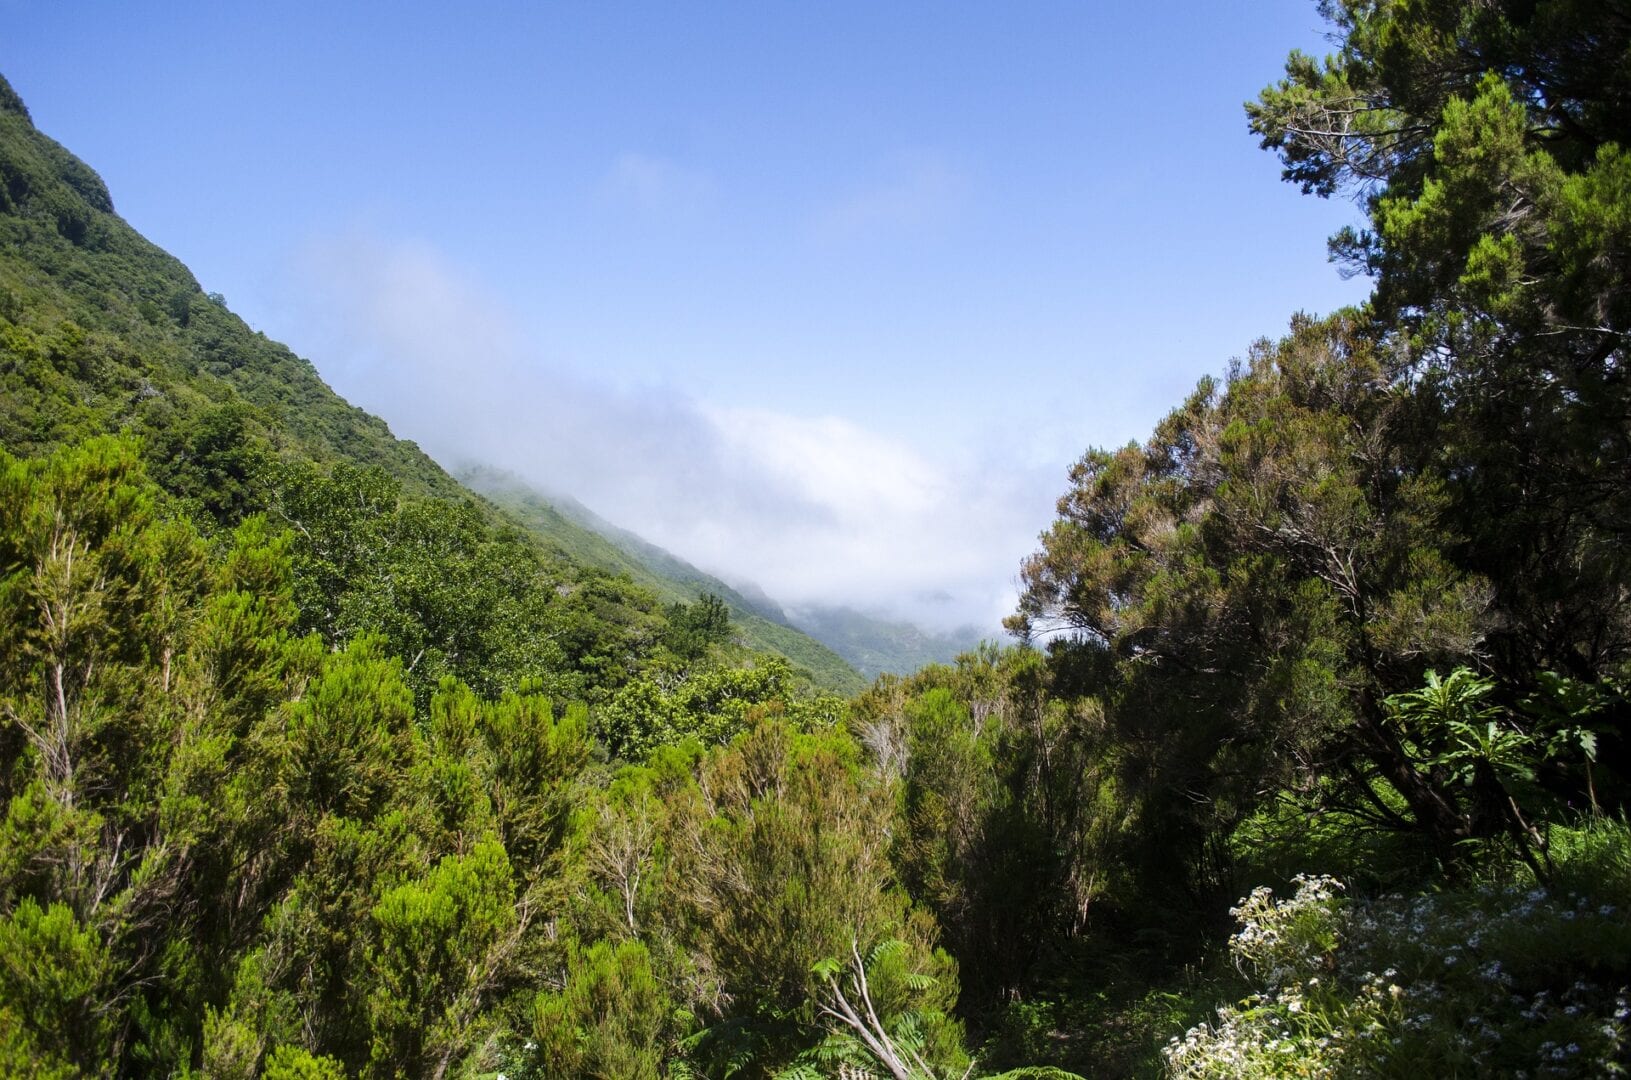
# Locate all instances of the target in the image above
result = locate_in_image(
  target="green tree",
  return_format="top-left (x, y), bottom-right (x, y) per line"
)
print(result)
top-left (662, 592), bottom-right (734, 662)
top-left (367, 839), bottom-right (519, 1078)
top-left (670, 720), bottom-right (969, 1077)
top-left (527, 939), bottom-right (670, 1079)
top-left (593, 654), bottom-right (833, 760)
top-left (0, 899), bottom-right (112, 1075)
top-left (1249, 0), bottom-right (1631, 689)
top-left (869, 649), bottom-right (1111, 1006)
top-left (265, 459), bottom-right (673, 712)
top-left (0, 439), bottom-right (208, 1068)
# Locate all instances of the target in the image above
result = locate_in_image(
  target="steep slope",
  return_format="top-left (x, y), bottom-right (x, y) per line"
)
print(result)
top-left (465, 467), bottom-right (868, 693)
top-left (0, 71), bottom-right (862, 694)
top-left (0, 77), bottom-right (457, 500)
top-left (782, 604), bottom-right (986, 679)
top-left (466, 467), bottom-right (981, 681)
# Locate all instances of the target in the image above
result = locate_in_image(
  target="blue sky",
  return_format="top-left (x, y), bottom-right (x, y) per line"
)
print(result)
top-left (2, 1), bottom-right (1370, 632)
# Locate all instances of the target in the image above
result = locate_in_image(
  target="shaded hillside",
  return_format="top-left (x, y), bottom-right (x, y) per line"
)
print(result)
top-left (785, 603), bottom-right (986, 678)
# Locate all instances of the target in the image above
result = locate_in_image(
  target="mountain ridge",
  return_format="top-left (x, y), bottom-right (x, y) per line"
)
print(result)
top-left (0, 70), bottom-right (862, 693)
top-left (463, 465), bottom-right (987, 679)
top-left (461, 466), bottom-right (867, 692)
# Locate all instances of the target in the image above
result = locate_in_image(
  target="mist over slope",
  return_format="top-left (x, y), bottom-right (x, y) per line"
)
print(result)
top-left (463, 466), bottom-right (869, 692)
top-left (466, 465), bottom-right (986, 679)
top-left (282, 232), bottom-right (1059, 638)
top-left (784, 604), bottom-right (984, 679)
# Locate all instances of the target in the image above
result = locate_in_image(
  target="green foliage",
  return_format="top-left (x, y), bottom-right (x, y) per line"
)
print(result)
top-left (467, 472), bottom-right (868, 695)
top-left (368, 839), bottom-right (517, 1075)
top-left (262, 1045), bottom-right (348, 1080)
top-left (0, 438), bottom-right (213, 1070)
top-left (595, 654), bottom-right (845, 760)
top-left (570, 716), bottom-right (975, 1077)
top-left (0, 436), bottom-right (922, 1077)
top-left (797, 937), bottom-right (970, 1078)
top-left (1381, 667), bottom-right (1621, 876)
top-left (0, 323), bottom-right (907, 1080)
top-left (527, 939), bottom-right (670, 1079)
top-left (280, 636), bottom-right (415, 822)
top-left (679, 720), bottom-right (903, 1009)
top-left (1006, 302), bottom-right (1630, 899)
top-left (266, 459), bottom-right (667, 710)
top-left (1389, 668), bottom-right (1519, 785)
top-left (0, 899), bottom-right (112, 1074)
top-left (664, 592), bottom-right (734, 661)
top-left (468, 686), bottom-right (590, 871)
top-left (0, 438), bottom-right (588, 1076)
top-left (0, 71), bottom-right (1009, 1080)
top-left (877, 650), bottom-right (1111, 1003)
top-left (4, 4), bottom-right (1631, 1075)
top-left (1249, 0), bottom-right (1631, 698)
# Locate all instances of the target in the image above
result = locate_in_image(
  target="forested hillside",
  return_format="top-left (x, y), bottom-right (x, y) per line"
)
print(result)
top-left (466, 468), bottom-right (979, 682)
top-left (3, 1), bottom-right (1631, 1077)
top-left (0, 79), bottom-right (456, 501)
top-left (782, 606), bottom-right (981, 682)
top-left (463, 468), bottom-right (868, 692)
top-left (0, 71), bottom-right (856, 696)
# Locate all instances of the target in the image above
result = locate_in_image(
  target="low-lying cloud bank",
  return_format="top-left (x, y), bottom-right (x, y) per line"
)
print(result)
top-left (280, 234), bottom-right (1062, 635)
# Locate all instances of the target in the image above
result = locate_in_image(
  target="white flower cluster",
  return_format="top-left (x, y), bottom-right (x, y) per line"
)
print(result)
top-left (1167, 876), bottom-right (1359, 1079)
top-left (1163, 875), bottom-right (1631, 1079)
top-left (1228, 875), bottom-right (1345, 988)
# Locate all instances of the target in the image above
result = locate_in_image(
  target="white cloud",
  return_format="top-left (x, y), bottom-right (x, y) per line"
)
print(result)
top-left (285, 234), bottom-right (1056, 635)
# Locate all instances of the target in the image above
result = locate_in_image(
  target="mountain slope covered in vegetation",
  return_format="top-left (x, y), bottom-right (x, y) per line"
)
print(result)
top-left (784, 603), bottom-right (984, 680)
top-left (3, 2), bottom-right (1631, 1075)
top-left (464, 467), bottom-right (868, 692)
top-left (468, 467), bottom-right (977, 683)
top-left (0, 78), bottom-right (456, 502)
top-left (0, 72), bottom-right (857, 697)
